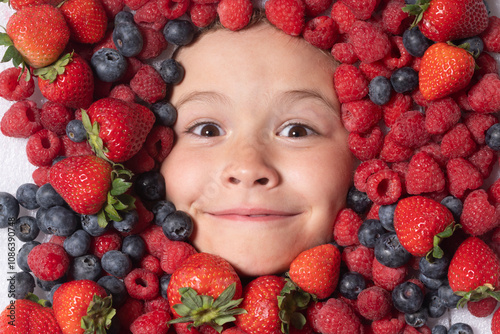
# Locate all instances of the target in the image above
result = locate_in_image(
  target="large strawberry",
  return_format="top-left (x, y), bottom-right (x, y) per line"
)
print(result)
top-left (448, 237), bottom-right (500, 307)
top-left (60, 0), bottom-right (108, 44)
top-left (394, 195), bottom-right (456, 258)
top-left (84, 97), bottom-right (156, 163)
top-left (419, 42), bottom-right (475, 101)
top-left (52, 280), bottom-right (115, 334)
top-left (9, 0), bottom-right (62, 10)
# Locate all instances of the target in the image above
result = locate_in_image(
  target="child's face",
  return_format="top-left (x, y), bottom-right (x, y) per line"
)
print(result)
top-left (161, 23), bottom-right (354, 276)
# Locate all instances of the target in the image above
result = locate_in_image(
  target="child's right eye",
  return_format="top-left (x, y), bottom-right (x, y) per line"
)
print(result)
top-left (188, 122), bottom-right (225, 137)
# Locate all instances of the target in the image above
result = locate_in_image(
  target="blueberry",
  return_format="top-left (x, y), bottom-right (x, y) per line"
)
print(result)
top-left (101, 250), bottom-right (132, 278)
top-left (152, 200), bottom-right (176, 226)
top-left (454, 36), bottom-right (484, 58)
top-left (346, 187), bottom-right (372, 215)
top-left (36, 207), bottom-right (51, 234)
top-left (378, 203), bottom-right (397, 232)
top-left (63, 229), bottom-right (91, 257)
top-left (70, 254), bottom-right (102, 281)
top-left (51, 156), bottom-right (66, 166)
top-left (438, 283), bottom-right (462, 309)
top-left (404, 0), bottom-right (418, 4)
top-left (424, 290), bottom-right (447, 318)
top-left (36, 183), bottom-right (65, 209)
top-left (440, 196), bottom-right (462, 222)
top-left (431, 325), bottom-right (448, 334)
top-left (91, 48), bottom-right (128, 82)
top-left (47, 283), bottom-right (63, 304)
top-left (0, 192), bottom-right (19, 228)
top-left (134, 171), bottom-right (166, 202)
top-left (338, 272), bottom-right (366, 300)
top-left (162, 210), bottom-right (193, 241)
top-left (14, 216), bottom-right (39, 242)
top-left (390, 67), bottom-right (419, 94)
top-left (66, 119), bottom-right (87, 143)
top-left (160, 274), bottom-right (171, 299)
top-left (41, 205), bottom-right (79, 236)
top-left (97, 276), bottom-right (128, 308)
top-left (81, 214), bottom-right (109, 237)
top-left (151, 101), bottom-right (178, 127)
top-left (17, 241), bottom-right (40, 272)
top-left (448, 323), bottom-right (473, 334)
top-left (37, 276), bottom-right (67, 292)
top-left (113, 22), bottom-right (143, 57)
top-left (13, 271), bottom-right (35, 299)
top-left (16, 183), bottom-right (39, 210)
top-left (121, 234), bottom-right (146, 262)
top-left (159, 58), bottom-right (185, 85)
top-left (114, 11), bottom-right (134, 25)
top-left (392, 281), bottom-right (424, 314)
top-left (485, 123), bottom-right (500, 151)
top-left (419, 272), bottom-right (444, 290)
top-left (405, 307), bottom-right (428, 328)
top-left (369, 76), bottom-right (392, 105)
top-left (403, 26), bottom-right (433, 58)
top-left (419, 256), bottom-right (449, 279)
top-left (374, 232), bottom-right (412, 268)
top-left (163, 19), bottom-right (195, 46)
top-left (112, 210), bottom-right (139, 233)
top-left (358, 219), bottom-right (385, 248)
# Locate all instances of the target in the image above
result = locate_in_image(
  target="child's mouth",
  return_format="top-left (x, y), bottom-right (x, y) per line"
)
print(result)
top-left (206, 208), bottom-right (301, 222)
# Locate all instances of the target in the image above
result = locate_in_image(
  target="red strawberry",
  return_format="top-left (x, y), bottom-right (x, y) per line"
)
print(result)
top-left (394, 196), bottom-right (456, 258)
top-left (419, 42), bottom-right (475, 101)
top-left (9, 0), bottom-right (62, 11)
top-left (493, 305), bottom-right (500, 334)
top-left (60, 0), bottom-right (108, 44)
top-left (53, 280), bottom-right (115, 334)
top-left (0, 297), bottom-right (62, 333)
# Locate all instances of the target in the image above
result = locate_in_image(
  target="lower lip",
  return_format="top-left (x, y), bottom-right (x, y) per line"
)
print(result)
top-left (208, 213), bottom-right (298, 222)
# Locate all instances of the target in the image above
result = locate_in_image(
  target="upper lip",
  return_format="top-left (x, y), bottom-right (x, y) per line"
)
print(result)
top-left (206, 207), bottom-right (300, 216)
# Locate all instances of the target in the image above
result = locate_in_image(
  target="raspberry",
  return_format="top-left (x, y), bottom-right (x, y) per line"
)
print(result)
top-left (468, 145), bottom-right (495, 178)
top-left (330, 1), bottom-right (356, 34)
top-left (109, 84), bottom-right (136, 103)
top-left (411, 56), bottom-right (422, 72)
top-left (341, 99), bottom-right (382, 133)
top-left (331, 43), bottom-right (358, 64)
top-left (144, 126), bottom-right (174, 164)
top-left (446, 158), bottom-right (483, 199)
top-left (367, 203), bottom-right (381, 220)
top-left (342, 245), bottom-right (374, 279)
top-left (60, 136), bottom-right (93, 157)
top-left (306, 301), bottom-right (325, 333)
top-left (144, 296), bottom-right (170, 313)
top-left (48, 235), bottom-right (67, 246)
top-left (124, 147), bottom-right (156, 174)
top-left (26, 129), bottom-right (62, 167)
top-left (464, 112), bottom-right (499, 145)
top-left (348, 125), bottom-right (384, 161)
top-left (403, 325), bottom-right (431, 334)
top-left (157, 0), bottom-right (190, 19)
top-left (334, 64), bottom-right (369, 103)
top-left (189, 3), bottom-right (218, 28)
top-left (371, 311), bottom-right (406, 334)
top-left (0, 100), bottom-right (42, 138)
top-left (381, 0), bottom-right (411, 35)
top-left (124, 268), bottom-right (160, 300)
top-left (314, 298), bottom-right (363, 334)
top-left (101, 0), bottom-right (125, 20)
top-left (136, 26), bottom-right (168, 60)
top-left (341, 0), bottom-right (377, 20)
top-left (90, 231), bottom-right (122, 259)
top-left (140, 224), bottom-right (171, 258)
top-left (372, 258), bottom-right (407, 291)
top-left (415, 142), bottom-right (447, 167)
top-left (303, 16), bottom-right (338, 50)
top-left (468, 73), bottom-right (500, 114)
top-left (130, 310), bottom-right (171, 334)
top-left (440, 123), bottom-right (477, 159)
top-left (366, 169), bottom-right (402, 205)
top-left (382, 93), bottom-right (411, 127)
top-left (130, 64), bottom-right (167, 104)
top-left (118, 57), bottom-right (144, 85)
top-left (379, 131), bottom-right (413, 163)
top-left (382, 36), bottom-right (412, 70)
top-left (27, 242), bottom-right (70, 281)
top-left (140, 254), bottom-right (163, 276)
top-left (333, 208), bottom-right (363, 247)
top-left (217, 0), bottom-right (253, 31)
top-left (490, 177), bottom-right (500, 205)
top-left (405, 152), bottom-right (446, 195)
top-left (32, 166), bottom-right (50, 186)
top-left (348, 20), bottom-right (391, 64)
top-left (0, 67), bottom-right (34, 101)
top-left (160, 240), bottom-right (197, 274)
top-left (475, 52), bottom-right (499, 78)
top-left (424, 97), bottom-right (461, 135)
top-left (480, 16), bottom-right (500, 53)
top-left (411, 89), bottom-right (431, 108)
top-left (460, 189), bottom-right (500, 236)
top-left (265, 0), bottom-right (305, 36)
top-left (359, 61), bottom-right (393, 81)
top-left (124, 0), bottom-right (148, 10)
top-left (357, 286), bottom-right (391, 321)
top-left (391, 110), bottom-right (430, 148)
top-left (354, 159), bottom-right (388, 192)
top-left (134, 0), bottom-right (168, 31)
top-left (116, 297), bottom-right (144, 331)
top-left (467, 297), bottom-right (498, 318)
top-left (40, 101), bottom-right (73, 136)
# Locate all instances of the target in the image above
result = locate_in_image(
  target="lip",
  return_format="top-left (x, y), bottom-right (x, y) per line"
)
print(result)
top-left (206, 208), bottom-right (301, 222)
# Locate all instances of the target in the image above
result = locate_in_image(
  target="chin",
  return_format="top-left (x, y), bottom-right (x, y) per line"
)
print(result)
top-left (227, 254), bottom-right (291, 277)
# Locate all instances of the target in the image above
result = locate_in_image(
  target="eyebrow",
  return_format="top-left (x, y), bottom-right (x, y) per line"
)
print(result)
top-left (278, 89), bottom-right (340, 116)
top-left (175, 91), bottom-right (232, 110)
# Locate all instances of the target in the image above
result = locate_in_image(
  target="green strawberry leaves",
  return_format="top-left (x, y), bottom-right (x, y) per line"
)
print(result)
top-left (454, 284), bottom-right (500, 308)
top-left (81, 294), bottom-right (116, 334)
top-left (33, 52), bottom-right (72, 83)
top-left (81, 109), bottom-right (111, 163)
top-left (402, 0), bottom-right (431, 28)
top-left (278, 278), bottom-right (313, 334)
top-left (0, 31), bottom-right (30, 80)
top-left (427, 222), bottom-right (461, 262)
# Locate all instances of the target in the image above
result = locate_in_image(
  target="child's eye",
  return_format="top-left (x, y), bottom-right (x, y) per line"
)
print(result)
top-left (188, 122), bottom-right (225, 137)
top-left (277, 123), bottom-right (316, 138)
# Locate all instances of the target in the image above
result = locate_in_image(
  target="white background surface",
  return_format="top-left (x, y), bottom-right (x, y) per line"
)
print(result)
top-left (0, 1), bottom-right (499, 332)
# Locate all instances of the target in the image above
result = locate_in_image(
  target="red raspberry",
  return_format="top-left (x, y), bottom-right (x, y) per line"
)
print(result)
top-left (303, 16), bottom-right (338, 50)
top-left (464, 112), bottom-right (498, 145)
top-left (348, 20), bottom-right (391, 64)
top-left (26, 129), bottom-right (62, 167)
top-left (348, 125), bottom-right (384, 161)
top-left (359, 61), bottom-right (392, 81)
top-left (130, 310), bottom-right (171, 334)
top-left (160, 240), bottom-right (197, 274)
top-left (341, 99), bottom-right (382, 133)
top-left (381, 0), bottom-right (411, 35)
top-left (217, 0), bottom-right (253, 31)
top-left (137, 26), bottom-right (168, 60)
top-left (0, 67), bottom-right (34, 101)
top-left (480, 16), bottom-right (500, 53)
top-left (124, 147), bottom-right (156, 174)
top-left (157, 0), bottom-right (190, 19)
top-left (48, 235), bottom-right (67, 246)
top-left (403, 324), bottom-right (431, 334)
top-left (490, 226), bottom-right (500, 259)
top-left (189, 3), bottom-right (218, 28)
top-left (27, 242), bottom-right (70, 281)
top-left (144, 125), bottom-right (174, 164)
top-left (330, 1), bottom-right (356, 34)
top-left (411, 89), bottom-right (431, 108)
top-left (424, 97), bottom-right (461, 135)
top-left (411, 56), bottom-right (422, 72)
top-left (331, 43), bottom-right (358, 64)
top-left (371, 311), bottom-right (406, 334)
top-left (130, 64), bottom-right (167, 104)
top-left (475, 52), bottom-right (499, 78)
top-left (415, 142), bottom-right (447, 167)
top-left (134, 0), bottom-right (168, 31)
top-left (140, 224), bottom-right (171, 258)
top-left (467, 297), bottom-right (498, 318)
top-left (109, 84), bottom-right (136, 103)
top-left (372, 258), bottom-right (407, 291)
top-left (334, 64), bottom-right (369, 103)
top-left (342, 245), bottom-right (374, 279)
top-left (490, 176), bottom-right (500, 205)
top-left (124, 0), bottom-right (148, 10)
top-left (119, 57), bottom-right (144, 85)
top-left (333, 208), bottom-right (363, 247)
top-left (60, 136), bottom-right (93, 157)
top-left (0, 100), bottom-right (42, 138)
top-left (90, 231), bottom-right (122, 259)
top-left (391, 162), bottom-right (408, 194)
top-left (144, 296), bottom-right (170, 313)
top-left (40, 101), bottom-right (73, 136)
top-left (306, 301), bottom-right (325, 333)
top-left (461, 189), bottom-right (500, 236)
top-left (382, 93), bottom-right (411, 127)
top-left (32, 166), bottom-right (50, 186)
top-left (440, 123), bottom-right (477, 159)
top-left (379, 131), bottom-right (413, 163)
top-left (314, 298), bottom-right (363, 334)
top-left (391, 110), bottom-right (430, 148)
top-left (116, 297), bottom-right (144, 331)
top-left (341, 0), bottom-right (377, 20)
top-left (468, 145), bottom-right (495, 178)
top-left (125, 268), bottom-right (160, 300)
top-left (446, 157), bottom-right (483, 199)
top-left (101, 0), bottom-right (125, 20)
top-left (354, 159), bottom-right (388, 192)
top-left (140, 254), bottom-right (163, 276)
top-left (366, 169), bottom-right (402, 205)
top-left (367, 203), bottom-right (381, 220)
top-left (468, 73), bottom-right (500, 114)
top-left (265, 0), bottom-right (305, 36)
top-left (357, 286), bottom-right (391, 321)
top-left (382, 36), bottom-right (412, 70)
top-left (405, 152), bottom-right (445, 195)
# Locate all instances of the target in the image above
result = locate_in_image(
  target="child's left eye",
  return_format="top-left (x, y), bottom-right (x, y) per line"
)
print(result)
top-left (277, 124), bottom-right (316, 138)
top-left (188, 122), bottom-right (225, 137)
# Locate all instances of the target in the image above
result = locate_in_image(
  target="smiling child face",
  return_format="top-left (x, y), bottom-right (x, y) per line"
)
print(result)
top-left (160, 22), bottom-right (354, 276)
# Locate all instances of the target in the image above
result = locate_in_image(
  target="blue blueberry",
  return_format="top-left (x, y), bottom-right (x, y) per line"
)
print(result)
top-left (52, 156), bottom-right (66, 165)
top-left (159, 58), bottom-right (185, 85)
top-left (392, 281), bottom-right (424, 314)
top-left (485, 123), bottom-right (500, 151)
top-left (121, 234), bottom-right (146, 262)
top-left (454, 36), bottom-right (484, 58)
top-left (419, 256), bottom-right (449, 279)
top-left (160, 274), bottom-right (171, 299)
top-left (346, 187), bottom-right (372, 215)
top-left (405, 307), bottom-right (428, 328)
top-left (14, 216), bottom-right (39, 242)
top-left (134, 171), bottom-right (166, 202)
top-left (369, 76), bottom-right (392, 105)
top-left (13, 271), bottom-right (35, 299)
top-left (35, 207), bottom-right (51, 234)
top-left (403, 26), bottom-right (433, 58)
top-left (114, 11), bottom-right (134, 25)
top-left (81, 214), bottom-right (109, 237)
top-left (66, 119), bottom-right (87, 143)
top-left (378, 203), bottom-right (397, 232)
top-left (152, 200), bottom-right (176, 226)
top-left (16, 183), bottom-right (39, 210)
top-left (97, 276), bottom-right (128, 308)
top-left (40, 205), bottom-right (79, 236)
top-left (17, 241), bottom-right (40, 272)
top-left (448, 323), bottom-right (473, 334)
top-left (374, 232), bottom-right (412, 268)
top-left (101, 250), bottom-right (132, 278)
top-left (37, 275), bottom-right (67, 292)
top-left (163, 19), bottom-right (195, 46)
top-left (391, 67), bottom-right (419, 94)
top-left (47, 283), bottom-right (63, 304)
top-left (151, 101), bottom-right (177, 127)
top-left (112, 210), bottom-right (139, 233)
top-left (91, 48), bottom-right (128, 82)
top-left (70, 254), bottom-right (102, 281)
top-left (404, 0), bottom-right (418, 4)
top-left (425, 290), bottom-right (447, 318)
top-left (419, 272), bottom-right (444, 290)
top-left (440, 196), bottom-right (462, 222)
top-left (0, 192), bottom-right (19, 228)
top-left (438, 283), bottom-right (462, 309)
top-left (358, 219), bottom-right (385, 248)
top-left (36, 183), bottom-right (65, 209)
top-left (113, 22), bottom-right (143, 57)
top-left (432, 325), bottom-right (448, 334)
top-left (162, 210), bottom-right (193, 241)
top-left (338, 272), bottom-right (366, 300)
top-left (63, 229), bottom-right (91, 257)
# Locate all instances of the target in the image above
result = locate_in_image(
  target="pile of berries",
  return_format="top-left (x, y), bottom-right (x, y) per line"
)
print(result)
top-left (0, 0), bottom-right (500, 333)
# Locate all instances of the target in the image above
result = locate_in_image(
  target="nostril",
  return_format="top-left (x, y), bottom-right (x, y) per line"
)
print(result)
top-left (229, 177), bottom-right (240, 184)
top-left (256, 178), bottom-right (269, 185)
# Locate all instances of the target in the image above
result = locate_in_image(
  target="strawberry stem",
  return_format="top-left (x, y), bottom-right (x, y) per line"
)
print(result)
top-left (81, 295), bottom-right (116, 334)
top-left (402, 0), bottom-right (431, 28)
top-left (454, 284), bottom-right (500, 308)
top-left (33, 52), bottom-right (72, 83)
top-left (426, 222), bottom-right (461, 262)
top-left (278, 278), bottom-right (313, 334)
top-left (0, 31), bottom-right (31, 81)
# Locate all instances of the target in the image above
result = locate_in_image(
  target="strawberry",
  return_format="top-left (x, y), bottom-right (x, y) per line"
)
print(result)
top-left (9, 0), bottom-right (62, 11)
top-left (83, 97), bottom-right (156, 163)
top-left (35, 52), bottom-right (94, 109)
top-left (394, 195), bottom-right (456, 258)
top-left (52, 280), bottom-right (115, 334)
top-left (419, 42), bottom-right (475, 101)
top-left (448, 237), bottom-right (500, 306)
top-left (59, 0), bottom-right (108, 44)
top-left (0, 296), bottom-right (62, 333)
top-left (1, 4), bottom-right (70, 70)
top-left (167, 252), bottom-right (245, 332)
